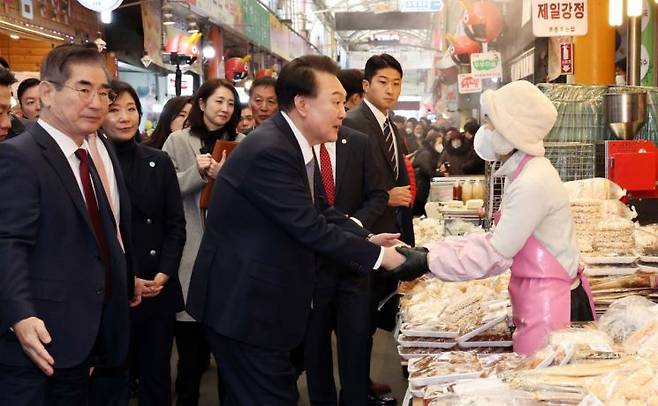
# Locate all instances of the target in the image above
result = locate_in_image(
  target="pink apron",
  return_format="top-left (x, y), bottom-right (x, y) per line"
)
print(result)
top-left (495, 154), bottom-right (596, 355)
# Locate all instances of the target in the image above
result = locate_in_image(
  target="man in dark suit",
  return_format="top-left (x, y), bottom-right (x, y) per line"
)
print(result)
top-left (0, 44), bottom-right (140, 406)
top-left (186, 55), bottom-right (421, 405)
top-left (342, 53), bottom-right (415, 399)
top-left (304, 125), bottom-right (388, 406)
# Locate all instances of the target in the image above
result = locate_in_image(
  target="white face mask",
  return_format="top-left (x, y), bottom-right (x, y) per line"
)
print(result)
top-left (405, 128), bottom-right (413, 135)
top-left (474, 126), bottom-right (514, 161)
top-left (435, 144), bottom-right (444, 153)
top-left (451, 139), bottom-right (462, 149)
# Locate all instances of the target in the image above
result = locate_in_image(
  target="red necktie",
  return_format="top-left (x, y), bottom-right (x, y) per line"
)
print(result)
top-left (319, 144), bottom-right (335, 206)
top-left (75, 148), bottom-right (112, 300)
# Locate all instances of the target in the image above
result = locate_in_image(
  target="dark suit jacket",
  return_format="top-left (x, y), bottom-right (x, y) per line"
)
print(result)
top-left (0, 123), bottom-right (134, 369)
top-left (117, 141), bottom-right (186, 321)
top-left (342, 102), bottom-right (415, 246)
top-left (315, 126), bottom-right (388, 287)
top-left (186, 112), bottom-right (382, 351)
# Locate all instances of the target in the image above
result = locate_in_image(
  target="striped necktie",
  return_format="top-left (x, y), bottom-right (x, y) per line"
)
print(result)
top-left (383, 118), bottom-right (398, 178)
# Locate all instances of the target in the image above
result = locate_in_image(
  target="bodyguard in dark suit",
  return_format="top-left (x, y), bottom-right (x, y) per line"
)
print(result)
top-left (304, 125), bottom-right (388, 406)
top-left (102, 80), bottom-right (186, 405)
top-left (186, 55), bottom-right (415, 405)
top-left (342, 54), bottom-right (415, 398)
top-left (0, 44), bottom-right (139, 406)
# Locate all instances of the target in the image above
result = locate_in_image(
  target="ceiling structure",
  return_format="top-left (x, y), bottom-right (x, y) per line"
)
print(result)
top-left (326, 1), bottom-right (440, 51)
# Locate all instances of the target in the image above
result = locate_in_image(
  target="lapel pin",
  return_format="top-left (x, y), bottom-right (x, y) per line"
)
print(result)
top-left (341, 139), bottom-right (347, 144)
top-left (149, 161), bottom-right (156, 168)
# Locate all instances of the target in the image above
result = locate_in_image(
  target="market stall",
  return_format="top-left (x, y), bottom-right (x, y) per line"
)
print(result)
top-left (403, 172), bottom-right (658, 405)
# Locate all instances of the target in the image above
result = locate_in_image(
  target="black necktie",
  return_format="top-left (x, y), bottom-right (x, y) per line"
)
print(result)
top-left (383, 118), bottom-right (398, 178)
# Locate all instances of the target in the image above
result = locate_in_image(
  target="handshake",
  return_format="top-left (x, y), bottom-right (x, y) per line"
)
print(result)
top-left (389, 246), bottom-right (430, 281)
top-left (368, 233), bottom-right (430, 281)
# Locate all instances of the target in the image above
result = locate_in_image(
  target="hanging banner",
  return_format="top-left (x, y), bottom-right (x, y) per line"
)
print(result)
top-left (470, 51), bottom-right (503, 79)
top-left (532, 0), bottom-right (588, 37)
top-left (641, 0), bottom-right (655, 86)
top-left (241, 0), bottom-right (271, 48)
top-left (141, 0), bottom-right (163, 67)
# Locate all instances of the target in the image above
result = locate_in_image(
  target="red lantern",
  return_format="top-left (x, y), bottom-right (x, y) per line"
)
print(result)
top-left (461, 0), bottom-right (504, 43)
top-left (446, 34), bottom-right (481, 66)
top-left (164, 33), bottom-right (199, 58)
top-left (225, 57), bottom-right (249, 82)
top-left (255, 69), bottom-right (273, 79)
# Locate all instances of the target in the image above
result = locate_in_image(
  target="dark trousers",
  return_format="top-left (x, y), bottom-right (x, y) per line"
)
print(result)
top-left (0, 360), bottom-right (90, 406)
top-left (131, 314), bottom-right (176, 405)
top-left (206, 328), bottom-right (298, 406)
top-left (89, 365), bottom-right (130, 406)
top-left (571, 283), bottom-right (595, 322)
top-left (304, 272), bottom-right (370, 406)
top-left (175, 321), bottom-right (217, 406)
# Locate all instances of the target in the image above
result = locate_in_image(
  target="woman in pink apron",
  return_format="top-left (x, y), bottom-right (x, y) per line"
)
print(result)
top-left (392, 81), bottom-right (595, 355)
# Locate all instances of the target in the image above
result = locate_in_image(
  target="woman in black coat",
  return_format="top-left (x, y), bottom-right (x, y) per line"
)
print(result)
top-left (412, 130), bottom-right (444, 215)
top-left (102, 80), bottom-right (186, 405)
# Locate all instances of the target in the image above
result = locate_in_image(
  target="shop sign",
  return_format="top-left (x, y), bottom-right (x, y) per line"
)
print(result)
top-left (560, 43), bottom-right (573, 74)
top-left (241, 0), bottom-right (271, 48)
top-left (532, 0), bottom-right (588, 37)
top-left (166, 73), bottom-right (194, 96)
top-left (399, 0), bottom-right (443, 12)
top-left (78, 0), bottom-right (122, 12)
top-left (21, 0), bottom-right (34, 19)
top-left (457, 73), bottom-right (482, 94)
top-left (470, 51), bottom-right (502, 79)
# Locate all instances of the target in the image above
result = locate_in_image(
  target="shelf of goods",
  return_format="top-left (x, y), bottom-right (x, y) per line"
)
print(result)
top-left (399, 274), bottom-right (658, 405)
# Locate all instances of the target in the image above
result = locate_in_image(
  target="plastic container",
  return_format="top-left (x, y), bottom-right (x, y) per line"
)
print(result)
top-left (452, 181), bottom-right (462, 201)
top-left (462, 180), bottom-right (473, 202)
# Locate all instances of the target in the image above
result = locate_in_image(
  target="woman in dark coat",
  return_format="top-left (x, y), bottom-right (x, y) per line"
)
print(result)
top-left (412, 129), bottom-right (444, 215)
top-left (102, 80), bottom-right (186, 405)
top-left (438, 127), bottom-right (471, 176)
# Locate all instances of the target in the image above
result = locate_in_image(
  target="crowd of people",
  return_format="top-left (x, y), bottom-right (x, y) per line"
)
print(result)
top-left (0, 44), bottom-right (482, 406)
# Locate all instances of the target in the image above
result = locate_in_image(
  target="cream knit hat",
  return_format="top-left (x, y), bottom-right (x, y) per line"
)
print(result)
top-left (481, 80), bottom-right (557, 157)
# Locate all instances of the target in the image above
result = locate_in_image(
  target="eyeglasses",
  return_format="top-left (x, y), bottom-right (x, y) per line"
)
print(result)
top-left (49, 81), bottom-right (117, 104)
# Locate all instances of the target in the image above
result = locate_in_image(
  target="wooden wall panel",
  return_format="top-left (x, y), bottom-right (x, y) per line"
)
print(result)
top-left (0, 33), bottom-right (55, 73)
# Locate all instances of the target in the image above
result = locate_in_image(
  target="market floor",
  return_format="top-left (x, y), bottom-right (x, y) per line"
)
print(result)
top-left (130, 329), bottom-right (407, 405)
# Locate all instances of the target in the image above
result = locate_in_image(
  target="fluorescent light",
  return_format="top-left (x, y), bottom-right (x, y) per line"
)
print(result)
top-left (100, 10), bottom-right (112, 24)
top-left (628, 0), bottom-right (643, 17)
top-left (0, 19), bottom-right (64, 41)
top-left (609, 0), bottom-right (623, 26)
top-left (9, 34), bottom-right (19, 39)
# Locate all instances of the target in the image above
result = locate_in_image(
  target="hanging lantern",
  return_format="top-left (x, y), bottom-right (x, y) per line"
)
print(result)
top-left (461, 0), bottom-right (504, 43)
top-left (446, 33), bottom-right (481, 66)
top-left (225, 55), bottom-right (250, 82)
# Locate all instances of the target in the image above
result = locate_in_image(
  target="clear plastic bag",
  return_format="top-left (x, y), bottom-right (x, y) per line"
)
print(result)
top-left (564, 177), bottom-right (626, 201)
top-left (598, 295), bottom-right (658, 343)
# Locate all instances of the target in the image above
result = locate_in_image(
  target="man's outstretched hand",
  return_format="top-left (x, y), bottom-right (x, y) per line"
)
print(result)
top-left (390, 246), bottom-right (430, 281)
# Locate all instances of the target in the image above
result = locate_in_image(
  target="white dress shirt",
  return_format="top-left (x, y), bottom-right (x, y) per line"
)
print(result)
top-left (39, 120), bottom-right (121, 225)
top-left (281, 112), bottom-right (384, 269)
top-left (491, 151), bottom-right (580, 278)
top-left (39, 119), bottom-right (93, 204)
top-left (362, 98), bottom-right (400, 171)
